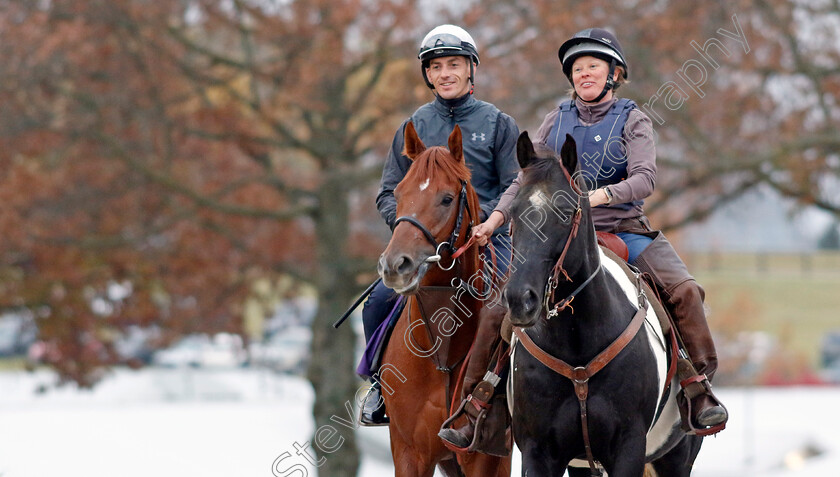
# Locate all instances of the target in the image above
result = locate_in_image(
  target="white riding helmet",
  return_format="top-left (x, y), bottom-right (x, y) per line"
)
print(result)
top-left (418, 24), bottom-right (480, 65)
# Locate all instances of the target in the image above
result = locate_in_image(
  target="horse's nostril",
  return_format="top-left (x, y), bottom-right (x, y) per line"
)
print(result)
top-left (507, 286), bottom-right (540, 324)
top-left (523, 288), bottom-right (539, 314)
top-left (395, 255), bottom-right (415, 275)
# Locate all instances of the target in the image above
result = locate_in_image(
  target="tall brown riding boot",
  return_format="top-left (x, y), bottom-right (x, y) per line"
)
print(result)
top-left (633, 232), bottom-right (728, 436)
top-left (438, 305), bottom-right (511, 456)
top-left (668, 279), bottom-right (728, 434)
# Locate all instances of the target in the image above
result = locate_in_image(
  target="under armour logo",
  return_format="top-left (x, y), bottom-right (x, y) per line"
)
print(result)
top-left (472, 132), bottom-right (486, 142)
top-left (594, 135), bottom-right (602, 142)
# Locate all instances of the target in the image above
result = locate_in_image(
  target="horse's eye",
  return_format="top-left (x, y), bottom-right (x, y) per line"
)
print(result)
top-left (441, 195), bottom-right (454, 206)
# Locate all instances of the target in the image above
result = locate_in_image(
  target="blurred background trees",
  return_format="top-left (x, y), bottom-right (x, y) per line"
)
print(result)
top-left (0, 0), bottom-right (837, 475)
top-left (468, 0), bottom-right (840, 229)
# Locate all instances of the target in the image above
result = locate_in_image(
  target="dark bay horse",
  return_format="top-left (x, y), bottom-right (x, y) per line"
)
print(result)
top-left (504, 133), bottom-right (702, 476)
top-left (376, 122), bottom-right (510, 477)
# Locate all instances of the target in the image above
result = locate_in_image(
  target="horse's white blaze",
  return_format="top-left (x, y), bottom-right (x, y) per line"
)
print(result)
top-left (528, 190), bottom-right (546, 207)
top-left (419, 178), bottom-right (430, 191)
top-left (600, 249), bottom-right (678, 457)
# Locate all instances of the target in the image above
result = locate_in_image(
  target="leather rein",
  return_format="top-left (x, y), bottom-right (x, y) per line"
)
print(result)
top-left (514, 166), bottom-right (649, 477)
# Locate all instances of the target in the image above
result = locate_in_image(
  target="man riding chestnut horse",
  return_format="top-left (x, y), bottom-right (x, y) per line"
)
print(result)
top-left (359, 25), bottom-right (519, 435)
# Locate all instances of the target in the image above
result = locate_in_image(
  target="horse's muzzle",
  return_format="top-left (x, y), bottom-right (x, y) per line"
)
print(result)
top-left (505, 285), bottom-right (541, 327)
top-left (378, 252), bottom-right (428, 295)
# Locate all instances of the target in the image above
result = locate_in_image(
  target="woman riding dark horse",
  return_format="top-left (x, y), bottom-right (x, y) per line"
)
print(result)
top-left (506, 133), bottom-right (703, 476)
top-left (439, 27), bottom-right (726, 450)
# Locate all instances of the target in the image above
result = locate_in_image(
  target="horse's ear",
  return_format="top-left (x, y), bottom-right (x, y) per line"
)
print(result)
top-left (403, 121), bottom-right (426, 161)
top-left (448, 125), bottom-right (463, 163)
top-left (516, 131), bottom-right (536, 169)
top-left (560, 134), bottom-right (578, 173)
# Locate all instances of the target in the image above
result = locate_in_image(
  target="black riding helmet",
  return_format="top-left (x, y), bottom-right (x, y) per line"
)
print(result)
top-left (557, 28), bottom-right (628, 103)
top-left (418, 25), bottom-right (480, 91)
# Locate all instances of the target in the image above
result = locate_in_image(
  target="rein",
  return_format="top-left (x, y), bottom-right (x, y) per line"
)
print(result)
top-left (542, 165), bottom-right (588, 317)
top-left (545, 264), bottom-right (600, 319)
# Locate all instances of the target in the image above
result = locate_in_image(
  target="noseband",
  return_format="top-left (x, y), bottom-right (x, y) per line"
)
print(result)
top-left (393, 181), bottom-right (472, 271)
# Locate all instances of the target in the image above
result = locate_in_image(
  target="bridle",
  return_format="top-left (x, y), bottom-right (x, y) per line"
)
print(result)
top-left (542, 166), bottom-right (601, 319)
top-left (393, 180), bottom-right (474, 271)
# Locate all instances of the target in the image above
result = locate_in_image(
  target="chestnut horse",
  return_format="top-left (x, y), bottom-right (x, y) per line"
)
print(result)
top-left (505, 133), bottom-right (702, 476)
top-left (376, 122), bottom-right (510, 477)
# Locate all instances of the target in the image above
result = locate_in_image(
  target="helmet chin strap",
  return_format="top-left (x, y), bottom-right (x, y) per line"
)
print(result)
top-left (578, 58), bottom-right (616, 104)
top-left (421, 63), bottom-right (434, 89)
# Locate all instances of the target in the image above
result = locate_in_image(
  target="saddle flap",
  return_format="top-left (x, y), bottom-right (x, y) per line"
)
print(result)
top-left (599, 245), bottom-right (671, 338)
top-left (596, 231), bottom-right (629, 262)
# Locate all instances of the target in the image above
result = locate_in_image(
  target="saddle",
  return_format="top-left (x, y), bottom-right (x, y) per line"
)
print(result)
top-left (598, 243), bottom-right (671, 338)
top-left (356, 297), bottom-right (406, 379)
top-left (596, 231), bottom-right (629, 262)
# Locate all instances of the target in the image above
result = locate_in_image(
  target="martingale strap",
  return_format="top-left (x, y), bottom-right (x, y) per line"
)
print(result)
top-left (411, 285), bottom-right (473, 414)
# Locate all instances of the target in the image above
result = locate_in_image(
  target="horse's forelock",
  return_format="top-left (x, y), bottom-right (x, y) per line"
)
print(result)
top-left (405, 146), bottom-right (471, 186)
top-left (402, 146), bottom-right (479, 226)
top-left (521, 145), bottom-right (565, 186)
